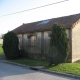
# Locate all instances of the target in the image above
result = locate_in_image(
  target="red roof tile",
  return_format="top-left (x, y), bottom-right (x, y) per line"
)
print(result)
top-left (13, 13), bottom-right (80, 34)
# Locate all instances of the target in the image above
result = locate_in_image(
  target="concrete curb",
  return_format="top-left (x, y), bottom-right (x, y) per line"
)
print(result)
top-left (0, 60), bottom-right (80, 79)
top-left (39, 69), bottom-right (80, 79)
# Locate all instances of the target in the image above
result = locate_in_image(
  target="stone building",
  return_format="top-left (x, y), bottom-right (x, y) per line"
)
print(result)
top-left (13, 13), bottom-right (80, 62)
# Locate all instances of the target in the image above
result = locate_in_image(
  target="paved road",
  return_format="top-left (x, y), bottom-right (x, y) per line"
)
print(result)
top-left (0, 62), bottom-right (79, 80)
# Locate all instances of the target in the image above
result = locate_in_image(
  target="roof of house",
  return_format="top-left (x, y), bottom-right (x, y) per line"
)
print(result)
top-left (13, 13), bottom-right (80, 34)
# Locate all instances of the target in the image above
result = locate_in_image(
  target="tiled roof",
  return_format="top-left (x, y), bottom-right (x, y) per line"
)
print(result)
top-left (13, 13), bottom-right (80, 34)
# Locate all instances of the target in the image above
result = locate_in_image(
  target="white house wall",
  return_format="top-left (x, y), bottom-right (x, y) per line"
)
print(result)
top-left (44, 31), bottom-right (51, 39)
top-left (44, 31), bottom-right (51, 54)
top-left (66, 29), bottom-right (69, 38)
top-left (17, 34), bottom-right (22, 50)
top-left (72, 21), bottom-right (80, 62)
top-left (35, 32), bottom-right (42, 53)
top-left (21, 32), bottom-right (42, 54)
top-left (17, 29), bottom-right (71, 60)
top-left (36, 32), bottom-right (41, 48)
top-left (23, 34), bottom-right (28, 52)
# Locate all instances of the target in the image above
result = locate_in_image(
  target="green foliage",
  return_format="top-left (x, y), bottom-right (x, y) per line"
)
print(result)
top-left (9, 58), bottom-right (48, 66)
top-left (48, 23), bottom-right (69, 65)
top-left (2, 31), bottom-right (20, 59)
top-left (0, 44), bottom-right (3, 55)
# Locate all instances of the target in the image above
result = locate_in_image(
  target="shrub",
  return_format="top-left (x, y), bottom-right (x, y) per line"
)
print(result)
top-left (48, 23), bottom-right (69, 65)
top-left (2, 31), bottom-right (20, 59)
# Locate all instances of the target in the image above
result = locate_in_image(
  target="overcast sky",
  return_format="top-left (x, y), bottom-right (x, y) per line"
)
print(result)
top-left (0, 0), bottom-right (80, 34)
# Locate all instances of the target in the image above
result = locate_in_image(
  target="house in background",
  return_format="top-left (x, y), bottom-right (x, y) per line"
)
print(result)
top-left (13, 13), bottom-right (80, 62)
top-left (0, 39), bottom-right (3, 44)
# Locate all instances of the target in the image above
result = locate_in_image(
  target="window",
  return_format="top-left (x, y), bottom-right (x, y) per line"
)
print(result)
top-left (28, 35), bottom-right (36, 46)
top-left (48, 32), bottom-right (52, 38)
top-left (37, 20), bottom-right (50, 25)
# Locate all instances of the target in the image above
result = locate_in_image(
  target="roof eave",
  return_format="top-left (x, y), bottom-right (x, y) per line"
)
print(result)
top-left (71, 19), bottom-right (80, 29)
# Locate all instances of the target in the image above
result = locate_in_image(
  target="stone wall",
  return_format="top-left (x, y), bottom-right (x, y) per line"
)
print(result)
top-left (72, 21), bottom-right (80, 62)
top-left (17, 29), bottom-right (71, 60)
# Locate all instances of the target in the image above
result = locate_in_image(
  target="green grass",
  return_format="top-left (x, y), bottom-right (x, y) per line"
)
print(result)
top-left (47, 63), bottom-right (80, 76)
top-left (0, 44), bottom-right (3, 55)
top-left (10, 58), bottom-right (49, 66)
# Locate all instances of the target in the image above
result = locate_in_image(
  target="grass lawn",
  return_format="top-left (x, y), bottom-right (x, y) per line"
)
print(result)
top-left (10, 58), bottom-right (49, 67)
top-left (47, 63), bottom-right (80, 76)
top-left (0, 44), bottom-right (3, 55)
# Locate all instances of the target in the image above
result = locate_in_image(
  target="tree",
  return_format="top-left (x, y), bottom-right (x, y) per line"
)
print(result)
top-left (2, 31), bottom-right (20, 59)
top-left (48, 23), bottom-right (69, 65)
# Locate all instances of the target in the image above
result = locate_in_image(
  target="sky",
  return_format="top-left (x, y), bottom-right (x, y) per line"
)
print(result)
top-left (0, 0), bottom-right (80, 34)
